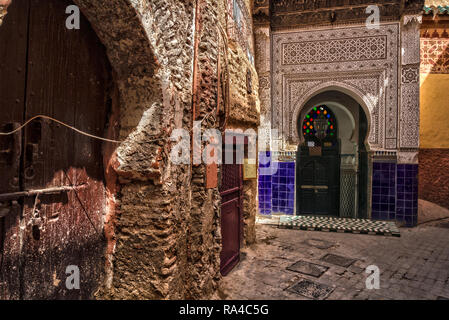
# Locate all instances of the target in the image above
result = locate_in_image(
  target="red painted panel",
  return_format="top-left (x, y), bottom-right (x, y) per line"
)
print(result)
top-left (220, 143), bottom-right (243, 276)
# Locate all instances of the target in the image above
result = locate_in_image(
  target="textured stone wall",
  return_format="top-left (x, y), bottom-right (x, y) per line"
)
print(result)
top-left (187, 0), bottom-right (222, 299)
top-left (225, 0), bottom-right (259, 245)
top-left (76, 0), bottom-right (197, 300)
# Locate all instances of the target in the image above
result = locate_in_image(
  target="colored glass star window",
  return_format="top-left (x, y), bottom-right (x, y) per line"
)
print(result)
top-left (301, 105), bottom-right (337, 141)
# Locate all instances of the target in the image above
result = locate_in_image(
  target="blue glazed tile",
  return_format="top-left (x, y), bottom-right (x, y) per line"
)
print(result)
top-left (372, 212), bottom-right (381, 220)
top-left (404, 215), bottom-right (413, 226)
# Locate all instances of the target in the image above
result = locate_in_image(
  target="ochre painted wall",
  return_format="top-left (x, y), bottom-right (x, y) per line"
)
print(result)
top-left (419, 73), bottom-right (449, 148)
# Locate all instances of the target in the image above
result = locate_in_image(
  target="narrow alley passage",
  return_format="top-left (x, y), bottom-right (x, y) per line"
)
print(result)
top-left (217, 218), bottom-right (449, 300)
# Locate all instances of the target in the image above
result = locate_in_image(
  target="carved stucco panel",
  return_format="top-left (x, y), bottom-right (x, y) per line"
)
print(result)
top-left (254, 26), bottom-right (272, 130)
top-left (272, 23), bottom-right (400, 151)
top-left (287, 77), bottom-right (381, 146)
top-left (255, 27), bottom-right (271, 74)
top-left (399, 15), bottom-right (421, 149)
top-left (401, 15), bottom-right (422, 66)
top-left (400, 82), bottom-right (420, 148)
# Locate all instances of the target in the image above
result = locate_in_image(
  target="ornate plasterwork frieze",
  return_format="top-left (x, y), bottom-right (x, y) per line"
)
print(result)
top-left (270, 1), bottom-right (402, 30)
top-left (254, 26), bottom-right (272, 128)
top-left (282, 36), bottom-right (388, 65)
top-left (272, 23), bottom-right (400, 150)
top-left (402, 63), bottom-right (420, 83)
top-left (420, 37), bottom-right (449, 74)
top-left (285, 72), bottom-right (384, 146)
top-left (255, 27), bottom-right (271, 74)
top-left (399, 83), bottom-right (420, 148)
top-left (399, 14), bottom-right (421, 149)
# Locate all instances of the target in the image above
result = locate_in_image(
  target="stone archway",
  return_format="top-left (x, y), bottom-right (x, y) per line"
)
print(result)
top-left (294, 89), bottom-right (371, 219)
top-left (290, 82), bottom-right (374, 150)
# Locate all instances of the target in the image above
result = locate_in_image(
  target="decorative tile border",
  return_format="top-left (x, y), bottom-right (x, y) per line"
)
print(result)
top-left (277, 215), bottom-right (400, 237)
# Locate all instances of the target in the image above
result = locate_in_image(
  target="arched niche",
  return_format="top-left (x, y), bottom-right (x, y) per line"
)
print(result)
top-left (290, 83), bottom-right (373, 152)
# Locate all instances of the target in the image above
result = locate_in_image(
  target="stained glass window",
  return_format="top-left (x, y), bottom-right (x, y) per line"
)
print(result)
top-left (301, 105), bottom-right (337, 142)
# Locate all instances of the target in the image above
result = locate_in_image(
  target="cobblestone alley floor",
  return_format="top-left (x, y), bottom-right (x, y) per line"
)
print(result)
top-left (217, 215), bottom-right (449, 300)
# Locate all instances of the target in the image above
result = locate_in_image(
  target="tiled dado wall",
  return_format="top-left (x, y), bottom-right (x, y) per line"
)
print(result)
top-left (371, 162), bottom-right (418, 226)
top-left (258, 152), bottom-right (295, 215)
top-left (257, 153), bottom-right (419, 227)
top-left (371, 162), bottom-right (397, 221)
top-left (396, 164), bottom-right (419, 226)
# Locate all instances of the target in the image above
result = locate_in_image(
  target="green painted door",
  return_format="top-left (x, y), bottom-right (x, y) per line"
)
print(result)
top-left (296, 144), bottom-right (340, 216)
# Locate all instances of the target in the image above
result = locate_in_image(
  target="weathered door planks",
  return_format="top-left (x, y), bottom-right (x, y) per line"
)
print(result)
top-left (0, 0), bottom-right (30, 300)
top-left (0, 0), bottom-right (111, 299)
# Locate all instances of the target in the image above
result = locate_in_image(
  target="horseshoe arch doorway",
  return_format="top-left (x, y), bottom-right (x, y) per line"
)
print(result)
top-left (295, 90), bottom-right (369, 218)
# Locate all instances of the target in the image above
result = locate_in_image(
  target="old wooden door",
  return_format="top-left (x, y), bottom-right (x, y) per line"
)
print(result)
top-left (219, 139), bottom-right (243, 276)
top-left (0, 0), bottom-right (111, 299)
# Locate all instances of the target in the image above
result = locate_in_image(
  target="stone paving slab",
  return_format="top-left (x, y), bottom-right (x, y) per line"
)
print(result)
top-left (286, 260), bottom-right (329, 277)
top-left (320, 253), bottom-right (356, 268)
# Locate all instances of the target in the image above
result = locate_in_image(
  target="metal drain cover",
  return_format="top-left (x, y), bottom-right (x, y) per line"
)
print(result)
top-left (287, 278), bottom-right (334, 300)
top-left (320, 253), bottom-right (356, 267)
top-left (287, 260), bottom-right (329, 277)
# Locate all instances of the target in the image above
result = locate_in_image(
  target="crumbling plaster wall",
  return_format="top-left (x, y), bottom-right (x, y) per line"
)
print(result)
top-left (1, 0), bottom-right (195, 299)
top-left (60, 0), bottom-right (197, 300)
top-left (225, 0), bottom-right (260, 245)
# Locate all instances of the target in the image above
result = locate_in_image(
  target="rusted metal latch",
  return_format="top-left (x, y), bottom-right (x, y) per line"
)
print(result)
top-left (0, 184), bottom-right (87, 202)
